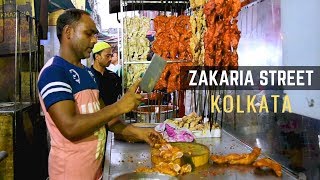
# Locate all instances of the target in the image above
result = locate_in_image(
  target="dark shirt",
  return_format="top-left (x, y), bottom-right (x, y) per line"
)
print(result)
top-left (90, 66), bottom-right (122, 106)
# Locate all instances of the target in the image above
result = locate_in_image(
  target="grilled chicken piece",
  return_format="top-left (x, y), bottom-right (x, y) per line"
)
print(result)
top-left (229, 147), bottom-right (261, 165)
top-left (211, 153), bottom-right (247, 164)
top-left (210, 147), bottom-right (261, 165)
top-left (253, 158), bottom-right (282, 177)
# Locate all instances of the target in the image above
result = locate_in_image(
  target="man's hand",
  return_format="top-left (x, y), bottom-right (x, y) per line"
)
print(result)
top-left (134, 128), bottom-right (163, 147)
top-left (122, 125), bottom-right (162, 147)
top-left (115, 80), bottom-right (142, 114)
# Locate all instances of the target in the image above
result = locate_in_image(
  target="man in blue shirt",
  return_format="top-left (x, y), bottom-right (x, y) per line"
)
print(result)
top-left (37, 9), bottom-right (161, 179)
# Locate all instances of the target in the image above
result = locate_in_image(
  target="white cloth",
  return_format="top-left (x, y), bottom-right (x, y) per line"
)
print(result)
top-left (107, 64), bottom-right (121, 73)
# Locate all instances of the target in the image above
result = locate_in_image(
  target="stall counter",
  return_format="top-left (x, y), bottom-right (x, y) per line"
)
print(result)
top-left (103, 130), bottom-right (298, 180)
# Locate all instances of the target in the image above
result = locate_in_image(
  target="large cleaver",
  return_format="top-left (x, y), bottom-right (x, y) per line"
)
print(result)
top-left (139, 54), bottom-right (167, 93)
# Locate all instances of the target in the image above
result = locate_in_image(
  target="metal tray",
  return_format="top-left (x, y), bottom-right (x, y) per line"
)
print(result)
top-left (132, 123), bottom-right (160, 128)
top-left (113, 172), bottom-right (177, 180)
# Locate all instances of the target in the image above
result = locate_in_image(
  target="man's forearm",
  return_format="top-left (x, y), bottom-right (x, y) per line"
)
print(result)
top-left (49, 100), bottom-right (128, 141)
top-left (108, 118), bottom-right (127, 134)
top-left (109, 121), bottom-right (144, 143)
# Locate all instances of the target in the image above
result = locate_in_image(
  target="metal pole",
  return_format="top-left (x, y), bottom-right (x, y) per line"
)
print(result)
top-left (120, 0), bottom-right (126, 122)
top-left (18, 12), bottom-right (22, 103)
top-left (15, 10), bottom-right (18, 105)
top-left (28, 15), bottom-right (33, 103)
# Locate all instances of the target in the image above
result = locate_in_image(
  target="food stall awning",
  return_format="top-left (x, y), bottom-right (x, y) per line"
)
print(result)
top-left (109, 0), bottom-right (190, 14)
top-left (48, 0), bottom-right (76, 12)
top-left (48, 0), bottom-right (92, 13)
top-left (109, 0), bottom-right (261, 14)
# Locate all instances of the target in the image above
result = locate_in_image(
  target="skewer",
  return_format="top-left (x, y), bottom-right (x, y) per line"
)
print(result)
top-left (177, 90), bottom-right (180, 117)
top-left (193, 86), bottom-right (197, 112)
top-left (208, 86), bottom-right (212, 131)
top-left (138, 0), bottom-right (141, 15)
top-left (217, 77), bottom-right (222, 124)
top-left (170, 1), bottom-right (172, 15)
top-left (175, 91), bottom-right (178, 118)
top-left (165, 0), bottom-right (168, 16)
top-left (233, 85), bottom-right (237, 129)
top-left (213, 79), bottom-right (217, 125)
top-left (214, 74), bottom-right (220, 126)
top-left (190, 89), bottom-right (194, 113)
top-left (202, 85), bottom-right (207, 121)
top-left (196, 87), bottom-right (200, 115)
top-left (166, 92), bottom-right (169, 120)
top-left (197, 81), bottom-right (202, 115)
top-left (123, 59), bottom-right (192, 64)
top-left (220, 83), bottom-right (226, 130)
top-left (133, 102), bottom-right (137, 123)
top-left (141, 0), bottom-right (144, 13)
top-left (158, 1), bottom-right (161, 16)
top-left (157, 90), bottom-right (161, 123)
top-left (173, 0), bottom-right (177, 15)
top-left (133, 0), bottom-right (136, 16)
top-left (173, 91), bottom-right (176, 118)
top-left (147, 93), bottom-right (151, 123)
top-left (184, 0), bottom-right (188, 15)
top-left (210, 82), bottom-right (216, 132)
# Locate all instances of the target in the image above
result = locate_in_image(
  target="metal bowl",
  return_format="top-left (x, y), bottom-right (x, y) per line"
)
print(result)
top-left (113, 172), bottom-right (178, 180)
top-left (133, 105), bottom-right (176, 123)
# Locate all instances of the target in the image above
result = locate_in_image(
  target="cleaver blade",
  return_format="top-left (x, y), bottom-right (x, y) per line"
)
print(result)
top-left (139, 54), bottom-right (167, 93)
